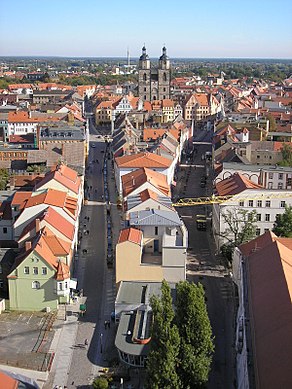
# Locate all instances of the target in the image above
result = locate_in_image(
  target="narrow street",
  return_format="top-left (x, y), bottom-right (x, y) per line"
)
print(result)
top-left (174, 130), bottom-right (236, 389)
top-left (45, 110), bottom-right (118, 388)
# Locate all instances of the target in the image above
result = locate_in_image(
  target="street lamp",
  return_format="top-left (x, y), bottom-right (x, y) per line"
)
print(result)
top-left (100, 333), bottom-right (103, 354)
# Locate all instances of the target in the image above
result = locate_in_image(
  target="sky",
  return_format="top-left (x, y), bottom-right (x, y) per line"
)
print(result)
top-left (1, 0), bottom-right (292, 59)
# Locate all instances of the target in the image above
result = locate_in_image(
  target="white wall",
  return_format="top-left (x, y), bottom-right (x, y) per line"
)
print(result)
top-left (212, 190), bottom-right (292, 249)
top-left (8, 122), bottom-right (38, 136)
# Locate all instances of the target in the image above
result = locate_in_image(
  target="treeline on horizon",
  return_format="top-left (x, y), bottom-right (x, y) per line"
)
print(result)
top-left (0, 58), bottom-right (292, 87)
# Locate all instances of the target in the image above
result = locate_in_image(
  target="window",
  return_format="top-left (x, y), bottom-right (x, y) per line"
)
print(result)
top-left (268, 182), bottom-right (273, 189)
top-left (265, 214), bottom-right (270, 222)
top-left (269, 172), bottom-right (273, 179)
top-left (280, 201), bottom-right (286, 208)
top-left (33, 267), bottom-right (38, 275)
top-left (257, 200), bottom-right (262, 207)
top-left (65, 281), bottom-right (68, 289)
top-left (239, 201), bottom-right (244, 207)
top-left (264, 228), bottom-right (269, 233)
top-left (163, 72), bottom-right (167, 82)
top-left (144, 87), bottom-right (146, 92)
top-left (265, 201), bottom-right (271, 208)
top-left (58, 282), bottom-right (63, 291)
top-left (0, 264), bottom-right (2, 274)
top-left (32, 281), bottom-right (40, 289)
top-left (257, 155), bottom-right (260, 159)
top-left (248, 200), bottom-right (253, 207)
top-left (143, 73), bottom-right (147, 82)
top-left (256, 214), bottom-right (261, 221)
top-left (24, 266), bottom-right (29, 274)
top-left (42, 267), bottom-right (47, 275)
top-left (279, 173), bottom-right (283, 180)
top-left (155, 226), bottom-right (158, 235)
top-left (256, 228), bottom-right (261, 236)
top-left (278, 182), bottom-right (283, 189)
top-left (287, 178), bottom-right (292, 187)
top-left (0, 280), bottom-right (3, 289)
top-left (3, 227), bottom-right (7, 234)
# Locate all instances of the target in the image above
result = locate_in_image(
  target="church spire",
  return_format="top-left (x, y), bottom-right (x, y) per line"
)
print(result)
top-left (140, 44), bottom-right (149, 60)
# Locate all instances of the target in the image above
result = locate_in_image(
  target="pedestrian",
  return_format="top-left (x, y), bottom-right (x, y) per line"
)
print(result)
top-left (104, 320), bottom-right (107, 330)
top-left (107, 320), bottom-right (111, 329)
top-left (85, 338), bottom-right (89, 346)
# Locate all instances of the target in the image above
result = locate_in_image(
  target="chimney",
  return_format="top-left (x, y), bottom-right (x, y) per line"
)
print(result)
top-left (36, 218), bottom-right (40, 233)
top-left (25, 241), bottom-right (32, 251)
top-left (68, 112), bottom-right (74, 124)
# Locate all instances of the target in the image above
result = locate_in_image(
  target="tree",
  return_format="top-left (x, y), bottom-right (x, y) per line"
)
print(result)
top-left (0, 168), bottom-right (9, 190)
top-left (220, 209), bottom-right (257, 245)
top-left (219, 209), bottom-right (257, 261)
top-left (175, 282), bottom-right (214, 388)
top-left (278, 143), bottom-right (292, 167)
top-left (266, 113), bottom-right (276, 132)
top-left (146, 280), bottom-right (181, 389)
top-left (146, 280), bottom-right (214, 388)
top-left (92, 377), bottom-right (109, 389)
top-left (273, 205), bottom-right (292, 237)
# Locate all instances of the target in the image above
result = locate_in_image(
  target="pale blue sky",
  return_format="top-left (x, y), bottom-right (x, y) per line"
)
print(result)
top-left (1, 0), bottom-right (292, 58)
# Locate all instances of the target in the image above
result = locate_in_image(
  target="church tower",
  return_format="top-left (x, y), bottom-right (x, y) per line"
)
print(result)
top-left (138, 46), bottom-right (151, 101)
top-left (158, 46), bottom-right (170, 100)
top-left (138, 45), bottom-right (171, 101)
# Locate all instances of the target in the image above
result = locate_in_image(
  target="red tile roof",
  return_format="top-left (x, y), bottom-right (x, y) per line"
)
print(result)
top-left (19, 206), bottom-right (75, 241)
top-left (0, 371), bottom-right (18, 389)
top-left (55, 260), bottom-right (70, 281)
top-left (24, 189), bottom-right (77, 218)
top-left (9, 134), bottom-right (35, 143)
top-left (118, 227), bottom-right (142, 245)
top-left (11, 191), bottom-right (32, 208)
top-left (121, 167), bottom-right (170, 197)
top-left (35, 164), bottom-right (80, 194)
top-left (215, 173), bottom-right (263, 196)
top-left (116, 152), bottom-right (172, 168)
top-left (42, 226), bottom-right (71, 255)
top-left (239, 232), bottom-right (292, 389)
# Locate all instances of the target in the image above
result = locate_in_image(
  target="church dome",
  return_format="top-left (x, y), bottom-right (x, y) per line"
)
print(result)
top-left (140, 45), bottom-right (149, 60)
top-left (159, 46), bottom-right (169, 60)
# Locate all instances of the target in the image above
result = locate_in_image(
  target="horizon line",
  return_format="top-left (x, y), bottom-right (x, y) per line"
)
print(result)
top-left (1, 55), bottom-right (292, 61)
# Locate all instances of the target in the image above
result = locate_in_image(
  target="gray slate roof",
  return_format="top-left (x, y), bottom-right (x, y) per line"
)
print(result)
top-left (129, 209), bottom-right (182, 226)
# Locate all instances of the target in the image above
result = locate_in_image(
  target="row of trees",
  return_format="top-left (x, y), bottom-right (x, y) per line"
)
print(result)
top-left (146, 280), bottom-right (214, 389)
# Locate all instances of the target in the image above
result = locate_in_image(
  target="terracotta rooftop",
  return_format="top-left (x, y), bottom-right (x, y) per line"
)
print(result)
top-left (215, 173), bottom-right (263, 196)
top-left (25, 189), bottom-right (77, 217)
top-left (116, 152), bottom-right (172, 168)
top-left (35, 164), bottom-right (80, 194)
top-left (118, 227), bottom-right (142, 245)
top-left (0, 371), bottom-right (18, 389)
top-left (239, 232), bottom-right (292, 388)
top-left (9, 133), bottom-right (35, 143)
top-left (42, 226), bottom-right (71, 255)
top-left (11, 191), bottom-right (32, 208)
top-left (121, 167), bottom-right (170, 198)
top-left (55, 260), bottom-right (70, 281)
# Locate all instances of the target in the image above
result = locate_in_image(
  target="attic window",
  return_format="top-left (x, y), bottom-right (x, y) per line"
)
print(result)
top-left (32, 281), bottom-right (40, 289)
